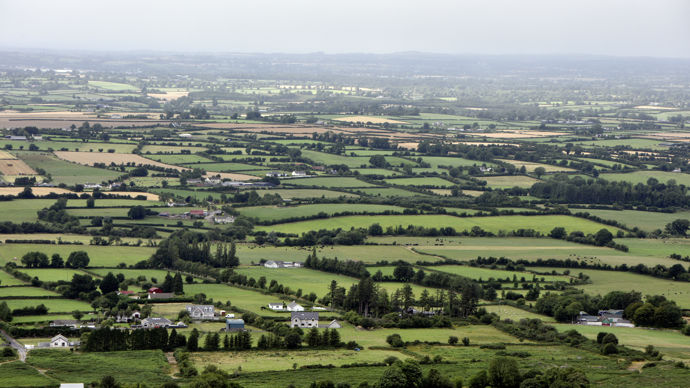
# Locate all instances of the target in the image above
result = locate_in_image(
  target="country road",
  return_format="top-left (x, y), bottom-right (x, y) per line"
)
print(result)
top-left (0, 328), bottom-right (26, 362)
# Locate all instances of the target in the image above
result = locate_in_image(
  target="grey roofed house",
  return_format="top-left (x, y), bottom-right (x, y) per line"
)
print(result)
top-left (598, 309), bottom-right (624, 317)
top-left (140, 317), bottom-right (173, 328)
top-left (290, 311), bottom-right (318, 328)
top-left (50, 320), bottom-right (79, 328)
top-left (576, 311), bottom-right (599, 322)
top-left (186, 304), bottom-right (215, 319)
top-left (148, 292), bottom-right (174, 300)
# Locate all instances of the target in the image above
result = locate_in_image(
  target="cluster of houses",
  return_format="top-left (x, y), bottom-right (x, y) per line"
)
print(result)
top-left (185, 178), bottom-right (276, 189)
top-left (264, 260), bottom-right (303, 269)
top-left (576, 309), bottom-right (634, 327)
top-left (268, 300), bottom-right (305, 312)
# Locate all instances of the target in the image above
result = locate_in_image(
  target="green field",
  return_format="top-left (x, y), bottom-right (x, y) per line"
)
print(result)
top-left (351, 168), bottom-right (402, 177)
top-left (17, 151), bottom-right (124, 185)
top-left (259, 189), bottom-right (358, 199)
top-left (583, 209), bottom-right (690, 232)
top-left (352, 187), bottom-right (425, 197)
top-left (384, 177), bottom-right (456, 187)
top-left (87, 268), bottom-right (195, 283)
top-left (418, 156), bottom-right (495, 169)
top-left (143, 153), bottom-right (215, 164)
top-left (237, 203), bottom-right (404, 221)
top-left (27, 349), bottom-right (171, 385)
top-left (237, 244), bottom-right (428, 265)
top-left (0, 286), bottom-right (60, 297)
top-left (183, 283), bottom-right (277, 314)
top-left (419, 265), bottom-right (571, 282)
top-left (481, 175), bottom-right (541, 189)
top-left (481, 305), bottom-right (554, 321)
top-left (17, 268), bottom-right (88, 282)
top-left (0, 269), bottom-right (27, 286)
top-left (3, 298), bottom-right (93, 312)
top-left (497, 159), bottom-right (574, 173)
top-left (569, 269), bottom-right (690, 308)
top-left (299, 149), bottom-right (371, 168)
top-left (554, 324), bottom-right (690, 360)
top-left (88, 80), bottom-right (139, 91)
top-left (0, 244), bottom-right (155, 267)
top-left (256, 214), bottom-right (621, 235)
top-left (283, 177), bottom-right (377, 188)
top-left (599, 170), bottom-right (690, 186)
top-left (0, 361), bottom-right (58, 388)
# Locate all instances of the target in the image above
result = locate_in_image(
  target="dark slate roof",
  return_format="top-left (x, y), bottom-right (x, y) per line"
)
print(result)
top-left (291, 312), bottom-right (318, 320)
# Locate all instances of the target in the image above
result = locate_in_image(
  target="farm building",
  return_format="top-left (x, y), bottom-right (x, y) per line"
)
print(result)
top-left (226, 319), bottom-right (245, 331)
top-left (186, 304), bottom-right (215, 320)
top-left (268, 302), bottom-right (285, 311)
top-left (264, 260), bottom-right (302, 268)
top-left (290, 312), bottom-right (318, 328)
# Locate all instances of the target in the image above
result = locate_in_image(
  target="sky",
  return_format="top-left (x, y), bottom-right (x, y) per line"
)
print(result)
top-left (0, 0), bottom-right (688, 58)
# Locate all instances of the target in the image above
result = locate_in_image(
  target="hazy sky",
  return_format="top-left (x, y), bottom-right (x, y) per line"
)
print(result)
top-left (1, 0), bottom-right (688, 57)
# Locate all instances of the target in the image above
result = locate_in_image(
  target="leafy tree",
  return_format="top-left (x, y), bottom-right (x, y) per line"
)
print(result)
top-left (665, 219), bottom-right (690, 236)
top-left (594, 229), bottom-right (614, 246)
top-left (0, 301), bottom-right (12, 322)
top-left (448, 336), bottom-right (459, 345)
top-left (21, 252), bottom-right (49, 268)
top-left (128, 205), bottom-right (147, 220)
top-left (468, 370), bottom-right (489, 388)
top-left (488, 357), bottom-right (521, 388)
top-left (72, 310), bottom-right (84, 320)
top-left (549, 227), bottom-right (566, 239)
top-left (99, 375), bottom-right (121, 388)
top-left (393, 264), bottom-right (415, 282)
top-left (386, 333), bottom-right (404, 348)
top-left (534, 166), bottom-right (546, 178)
top-left (50, 254), bottom-right (64, 268)
top-left (378, 366), bottom-right (408, 388)
top-left (100, 272), bottom-right (119, 294)
top-left (422, 368), bottom-right (453, 388)
top-left (86, 198), bottom-right (95, 208)
top-left (66, 251), bottom-right (90, 268)
top-left (285, 332), bottom-right (302, 349)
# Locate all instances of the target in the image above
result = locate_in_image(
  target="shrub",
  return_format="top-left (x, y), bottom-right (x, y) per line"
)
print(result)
top-left (448, 336), bottom-right (459, 345)
top-left (386, 334), bottom-right (404, 348)
top-left (601, 343), bottom-right (618, 355)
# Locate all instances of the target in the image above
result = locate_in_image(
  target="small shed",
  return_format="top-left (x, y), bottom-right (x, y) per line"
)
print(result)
top-left (226, 318), bottom-right (245, 331)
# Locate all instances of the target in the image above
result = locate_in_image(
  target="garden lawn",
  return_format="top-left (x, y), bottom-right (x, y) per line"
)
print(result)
top-left (256, 215), bottom-right (621, 235)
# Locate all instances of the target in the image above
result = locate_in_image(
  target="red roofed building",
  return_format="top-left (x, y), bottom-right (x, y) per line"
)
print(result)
top-left (148, 287), bottom-right (163, 294)
top-left (189, 210), bottom-right (205, 218)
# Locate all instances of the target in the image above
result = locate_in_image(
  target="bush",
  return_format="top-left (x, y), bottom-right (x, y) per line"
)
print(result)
top-left (602, 333), bottom-right (618, 345)
top-left (462, 337), bottom-right (470, 346)
top-left (448, 336), bottom-right (459, 345)
top-left (386, 334), bottom-right (404, 348)
top-left (601, 343), bottom-right (618, 355)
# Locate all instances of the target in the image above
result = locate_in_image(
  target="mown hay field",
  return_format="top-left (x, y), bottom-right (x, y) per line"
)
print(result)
top-left (236, 203), bottom-right (404, 222)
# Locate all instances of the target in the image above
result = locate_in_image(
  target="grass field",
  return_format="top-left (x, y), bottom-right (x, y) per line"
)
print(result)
top-left (16, 268), bottom-right (88, 282)
top-left (572, 269), bottom-right (690, 308)
top-left (257, 189), bottom-right (358, 199)
top-left (582, 209), bottom-right (690, 232)
top-left (599, 170), bottom-right (690, 186)
top-left (143, 153), bottom-right (215, 164)
top-left (496, 159), bottom-right (574, 173)
top-left (256, 214), bottom-right (621, 235)
top-left (0, 269), bottom-right (27, 285)
top-left (0, 361), bottom-right (58, 388)
top-left (88, 80), bottom-right (139, 91)
top-left (554, 323), bottom-right (690, 360)
top-left (419, 265), bottom-right (571, 282)
top-left (298, 149), bottom-right (371, 168)
top-left (283, 177), bottom-right (377, 188)
top-left (481, 175), bottom-right (540, 189)
top-left (0, 286), bottom-right (60, 297)
top-left (27, 349), bottom-right (172, 385)
top-left (351, 168), bottom-right (402, 177)
top-left (481, 305), bottom-right (554, 321)
top-left (237, 244), bottom-right (429, 265)
top-left (237, 203), bottom-right (404, 221)
top-left (0, 244), bottom-right (155, 267)
top-left (3, 298), bottom-right (93, 312)
top-left (352, 187), bottom-right (425, 197)
top-left (16, 151), bottom-right (124, 185)
top-left (419, 156), bottom-right (495, 168)
top-left (191, 348), bottom-right (410, 373)
top-left (384, 177), bottom-right (456, 187)
top-left (183, 283), bottom-right (277, 314)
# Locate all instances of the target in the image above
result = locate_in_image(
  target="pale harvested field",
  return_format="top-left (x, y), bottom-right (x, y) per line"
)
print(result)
top-left (397, 142), bottom-right (418, 150)
top-left (106, 191), bottom-right (159, 200)
top-left (478, 129), bottom-right (564, 139)
top-left (459, 142), bottom-right (519, 147)
top-left (193, 123), bottom-right (331, 135)
top-left (0, 187), bottom-right (73, 196)
top-left (0, 159), bottom-right (37, 175)
top-left (55, 151), bottom-right (185, 170)
top-left (204, 172), bottom-right (260, 181)
top-left (0, 150), bottom-right (17, 159)
top-left (147, 91), bottom-right (189, 101)
top-left (634, 105), bottom-right (675, 110)
top-left (461, 190), bottom-right (484, 197)
top-left (0, 118), bottom-right (167, 129)
top-left (333, 116), bottom-right (409, 124)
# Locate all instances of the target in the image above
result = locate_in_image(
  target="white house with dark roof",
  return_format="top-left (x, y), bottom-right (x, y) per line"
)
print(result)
top-left (186, 305), bottom-right (215, 320)
top-left (290, 311), bottom-right (318, 328)
top-left (140, 317), bottom-right (172, 328)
